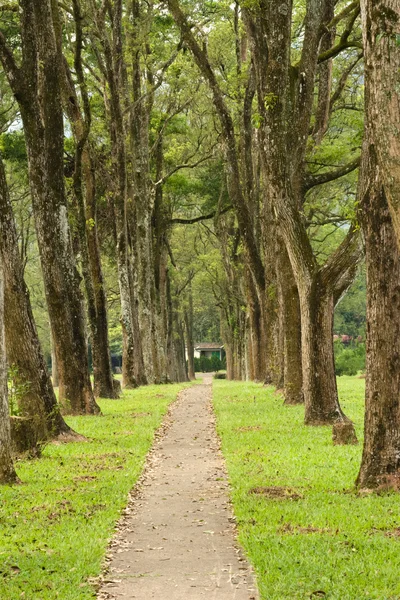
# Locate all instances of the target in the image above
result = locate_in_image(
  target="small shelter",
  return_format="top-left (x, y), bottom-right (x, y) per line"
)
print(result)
top-left (193, 343), bottom-right (224, 360)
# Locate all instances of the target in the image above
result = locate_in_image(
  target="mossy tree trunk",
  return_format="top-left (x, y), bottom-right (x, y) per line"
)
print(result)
top-left (0, 155), bottom-right (71, 440)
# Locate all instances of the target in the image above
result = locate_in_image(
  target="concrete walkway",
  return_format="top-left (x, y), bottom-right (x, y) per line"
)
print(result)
top-left (98, 374), bottom-right (258, 599)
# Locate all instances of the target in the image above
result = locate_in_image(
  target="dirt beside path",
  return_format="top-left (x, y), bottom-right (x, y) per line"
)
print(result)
top-left (98, 374), bottom-right (258, 599)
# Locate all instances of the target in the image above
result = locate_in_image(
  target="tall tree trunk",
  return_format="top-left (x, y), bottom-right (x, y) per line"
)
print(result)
top-left (0, 155), bottom-right (71, 439)
top-left (1, 0), bottom-right (99, 415)
top-left (84, 154), bottom-right (118, 398)
top-left (127, 0), bottom-right (166, 384)
top-left (62, 4), bottom-right (118, 399)
top-left (93, 0), bottom-right (145, 389)
top-left (0, 264), bottom-right (17, 483)
top-left (356, 100), bottom-right (400, 489)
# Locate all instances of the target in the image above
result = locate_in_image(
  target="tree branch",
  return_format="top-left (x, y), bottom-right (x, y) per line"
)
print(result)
top-left (164, 0), bottom-right (265, 292)
top-left (304, 155), bottom-right (360, 191)
top-left (0, 30), bottom-right (21, 93)
top-left (327, 1), bottom-right (359, 30)
top-left (321, 225), bottom-right (362, 292)
top-left (170, 204), bottom-right (233, 225)
top-left (318, 5), bottom-right (362, 64)
top-left (154, 153), bottom-right (214, 187)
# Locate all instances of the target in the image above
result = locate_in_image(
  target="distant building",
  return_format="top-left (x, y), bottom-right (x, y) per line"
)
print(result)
top-left (185, 343), bottom-right (224, 361)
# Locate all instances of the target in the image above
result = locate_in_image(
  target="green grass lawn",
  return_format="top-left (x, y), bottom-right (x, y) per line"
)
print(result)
top-left (213, 376), bottom-right (400, 600)
top-left (0, 382), bottom-right (191, 600)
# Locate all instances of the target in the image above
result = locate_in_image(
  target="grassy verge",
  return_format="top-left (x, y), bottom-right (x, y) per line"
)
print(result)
top-left (0, 382), bottom-right (192, 600)
top-left (213, 376), bottom-right (400, 600)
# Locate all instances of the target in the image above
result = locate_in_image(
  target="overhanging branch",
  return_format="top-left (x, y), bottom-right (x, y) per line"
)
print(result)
top-left (170, 204), bottom-right (233, 225)
top-left (304, 155), bottom-right (360, 191)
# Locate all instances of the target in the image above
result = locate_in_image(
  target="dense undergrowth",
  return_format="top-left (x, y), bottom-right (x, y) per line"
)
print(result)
top-left (0, 382), bottom-right (191, 600)
top-left (213, 377), bottom-right (400, 600)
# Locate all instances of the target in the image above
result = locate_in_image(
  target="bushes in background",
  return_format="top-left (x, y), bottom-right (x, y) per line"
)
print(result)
top-left (334, 341), bottom-right (365, 376)
top-left (194, 355), bottom-right (226, 372)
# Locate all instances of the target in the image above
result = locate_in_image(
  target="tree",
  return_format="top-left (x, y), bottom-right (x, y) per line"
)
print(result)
top-left (356, 2), bottom-right (400, 490)
top-left (240, 0), bottom-right (362, 425)
top-left (165, 0), bottom-right (362, 427)
top-left (61, 0), bottom-right (118, 399)
top-left (0, 1), bottom-right (99, 414)
top-left (0, 153), bottom-right (72, 440)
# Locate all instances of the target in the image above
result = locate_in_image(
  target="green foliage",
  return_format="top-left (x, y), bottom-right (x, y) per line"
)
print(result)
top-left (334, 269), bottom-right (366, 338)
top-left (334, 341), bottom-right (365, 376)
top-left (264, 92), bottom-right (278, 111)
top-left (194, 355), bottom-right (226, 372)
top-left (213, 377), bottom-right (400, 600)
top-left (0, 131), bottom-right (27, 163)
top-left (0, 382), bottom-right (192, 599)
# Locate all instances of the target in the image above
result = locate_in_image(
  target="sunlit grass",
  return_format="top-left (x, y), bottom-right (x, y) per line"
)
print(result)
top-left (0, 382), bottom-right (192, 599)
top-left (213, 376), bottom-right (400, 600)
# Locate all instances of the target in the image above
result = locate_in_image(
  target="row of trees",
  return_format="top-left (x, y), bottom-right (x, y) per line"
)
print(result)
top-left (0, 0), bottom-right (399, 492)
top-left (164, 0), bottom-right (400, 490)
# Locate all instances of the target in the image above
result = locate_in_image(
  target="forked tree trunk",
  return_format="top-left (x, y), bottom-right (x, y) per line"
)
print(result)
top-left (0, 265), bottom-right (17, 483)
top-left (356, 143), bottom-right (400, 489)
top-left (0, 156), bottom-right (71, 439)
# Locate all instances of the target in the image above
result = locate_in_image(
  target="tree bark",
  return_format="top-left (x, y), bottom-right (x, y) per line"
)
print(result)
top-left (356, 95), bottom-right (400, 489)
top-left (361, 0), bottom-right (400, 249)
top-left (0, 264), bottom-right (17, 483)
top-left (0, 155), bottom-right (71, 439)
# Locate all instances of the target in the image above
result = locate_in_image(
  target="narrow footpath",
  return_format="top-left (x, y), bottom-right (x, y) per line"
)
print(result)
top-left (98, 374), bottom-right (258, 599)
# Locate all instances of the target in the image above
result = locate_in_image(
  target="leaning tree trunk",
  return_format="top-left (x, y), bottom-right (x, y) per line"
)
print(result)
top-left (356, 134), bottom-right (400, 489)
top-left (0, 155), bottom-right (71, 440)
top-left (0, 264), bottom-right (17, 483)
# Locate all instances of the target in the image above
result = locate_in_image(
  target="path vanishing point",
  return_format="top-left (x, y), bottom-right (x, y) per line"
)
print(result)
top-left (98, 373), bottom-right (259, 599)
